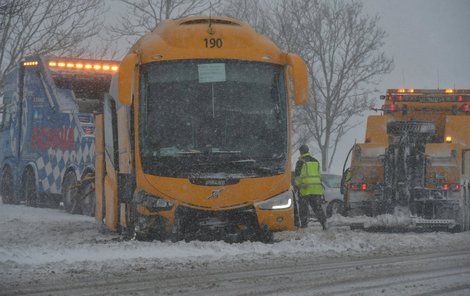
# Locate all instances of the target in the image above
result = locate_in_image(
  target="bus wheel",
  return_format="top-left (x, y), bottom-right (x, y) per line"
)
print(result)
top-left (1, 167), bottom-right (17, 204)
top-left (256, 224), bottom-right (273, 243)
top-left (23, 169), bottom-right (37, 207)
top-left (62, 172), bottom-right (78, 213)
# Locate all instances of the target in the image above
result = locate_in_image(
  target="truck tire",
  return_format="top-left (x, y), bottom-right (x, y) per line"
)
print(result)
top-left (467, 202), bottom-right (470, 231)
top-left (23, 169), bottom-right (37, 207)
top-left (1, 168), bottom-right (17, 204)
top-left (463, 189), bottom-right (470, 231)
top-left (326, 200), bottom-right (344, 218)
top-left (62, 172), bottom-right (78, 213)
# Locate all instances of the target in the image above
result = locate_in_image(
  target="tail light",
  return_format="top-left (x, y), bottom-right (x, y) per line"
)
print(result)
top-left (349, 183), bottom-right (368, 191)
top-left (441, 183), bottom-right (449, 191)
top-left (382, 104), bottom-right (397, 112)
top-left (451, 184), bottom-right (461, 192)
top-left (460, 104), bottom-right (470, 112)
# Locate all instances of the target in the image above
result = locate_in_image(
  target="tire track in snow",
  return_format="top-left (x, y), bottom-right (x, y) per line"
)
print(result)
top-left (5, 249), bottom-right (470, 296)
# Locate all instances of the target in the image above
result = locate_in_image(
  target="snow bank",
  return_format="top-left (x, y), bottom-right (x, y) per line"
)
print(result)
top-left (328, 207), bottom-right (414, 228)
top-left (1, 204), bottom-right (470, 268)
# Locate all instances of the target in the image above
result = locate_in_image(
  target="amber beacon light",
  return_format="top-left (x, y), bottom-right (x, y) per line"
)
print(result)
top-left (48, 59), bottom-right (119, 73)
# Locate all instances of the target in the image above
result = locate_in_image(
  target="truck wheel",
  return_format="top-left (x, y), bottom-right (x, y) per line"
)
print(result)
top-left (467, 202), bottom-right (470, 231)
top-left (463, 199), bottom-right (470, 232)
top-left (62, 172), bottom-right (78, 213)
top-left (1, 168), bottom-right (17, 204)
top-left (23, 170), bottom-right (37, 207)
top-left (326, 200), bottom-right (344, 218)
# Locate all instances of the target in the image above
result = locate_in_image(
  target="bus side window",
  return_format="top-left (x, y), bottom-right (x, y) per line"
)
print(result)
top-left (104, 94), bottom-right (119, 169)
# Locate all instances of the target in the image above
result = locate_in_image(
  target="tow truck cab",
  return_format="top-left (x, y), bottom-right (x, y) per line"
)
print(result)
top-left (0, 56), bottom-right (117, 212)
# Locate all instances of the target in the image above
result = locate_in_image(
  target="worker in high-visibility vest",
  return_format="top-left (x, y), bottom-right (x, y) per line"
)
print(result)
top-left (294, 144), bottom-right (327, 230)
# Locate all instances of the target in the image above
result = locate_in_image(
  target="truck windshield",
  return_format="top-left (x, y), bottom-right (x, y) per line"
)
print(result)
top-left (52, 74), bottom-right (111, 113)
top-left (139, 59), bottom-right (288, 178)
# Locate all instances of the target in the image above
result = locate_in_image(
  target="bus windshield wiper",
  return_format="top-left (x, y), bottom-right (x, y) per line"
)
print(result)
top-left (227, 159), bottom-right (281, 174)
top-left (208, 149), bottom-right (242, 155)
top-left (177, 150), bottom-right (202, 156)
top-left (230, 159), bottom-right (256, 164)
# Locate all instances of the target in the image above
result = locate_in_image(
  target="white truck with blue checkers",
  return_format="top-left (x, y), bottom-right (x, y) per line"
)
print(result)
top-left (0, 56), bottom-right (119, 215)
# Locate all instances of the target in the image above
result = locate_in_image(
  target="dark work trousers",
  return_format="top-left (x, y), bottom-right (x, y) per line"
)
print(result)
top-left (300, 194), bottom-right (327, 229)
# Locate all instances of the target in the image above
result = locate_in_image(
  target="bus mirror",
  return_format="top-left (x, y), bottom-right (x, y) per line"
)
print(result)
top-left (286, 53), bottom-right (308, 105)
top-left (118, 53), bottom-right (138, 106)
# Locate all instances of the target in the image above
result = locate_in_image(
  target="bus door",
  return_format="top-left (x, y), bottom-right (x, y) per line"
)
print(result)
top-left (102, 94), bottom-right (119, 231)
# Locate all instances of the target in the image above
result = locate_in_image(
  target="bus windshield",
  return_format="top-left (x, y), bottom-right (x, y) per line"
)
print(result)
top-left (139, 59), bottom-right (288, 178)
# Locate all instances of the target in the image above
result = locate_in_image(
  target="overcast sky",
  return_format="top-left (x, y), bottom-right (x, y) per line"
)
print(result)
top-left (106, 0), bottom-right (470, 173)
top-left (331, 0), bottom-right (470, 173)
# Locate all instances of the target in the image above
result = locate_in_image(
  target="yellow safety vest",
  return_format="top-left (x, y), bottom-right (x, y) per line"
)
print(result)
top-left (295, 154), bottom-right (323, 196)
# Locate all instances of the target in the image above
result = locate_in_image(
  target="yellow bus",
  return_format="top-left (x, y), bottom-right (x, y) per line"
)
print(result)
top-left (95, 16), bottom-right (309, 241)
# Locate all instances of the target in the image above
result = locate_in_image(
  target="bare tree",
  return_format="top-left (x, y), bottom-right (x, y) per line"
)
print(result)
top-left (223, 0), bottom-right (393, 171)
top-left (221, 0), bottom-right (272, 36)
top-left (110, 0), bottom-right (222, 46)
top-left (291, 0), bottom-right (392, 171)
top-left (0, 0), bottom-right (105, 85)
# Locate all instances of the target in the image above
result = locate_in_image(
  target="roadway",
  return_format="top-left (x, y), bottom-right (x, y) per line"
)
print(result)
top-left (4, 249), bottom-right (470, 296)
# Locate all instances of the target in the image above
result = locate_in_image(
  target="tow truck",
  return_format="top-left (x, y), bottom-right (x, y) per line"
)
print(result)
top-left (0, 56), bottom-right (118, 215)
top-left (343, 89), bottom-right (470, 231)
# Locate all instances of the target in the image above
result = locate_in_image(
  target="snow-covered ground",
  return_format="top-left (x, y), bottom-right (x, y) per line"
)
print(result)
top-left (1, 202), bottom-right (470, 290)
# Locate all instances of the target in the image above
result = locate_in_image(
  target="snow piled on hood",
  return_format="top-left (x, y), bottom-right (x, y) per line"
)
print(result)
top-left (1, 204), bottom-right (470, 267)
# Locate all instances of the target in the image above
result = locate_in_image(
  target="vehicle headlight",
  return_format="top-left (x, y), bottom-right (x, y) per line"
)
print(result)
top-left (255, 190), bottom-right (293, 210)
top-left (134, 191), bottom-right (174, 211)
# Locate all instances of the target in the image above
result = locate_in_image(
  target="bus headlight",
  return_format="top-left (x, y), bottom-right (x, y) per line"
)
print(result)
top-left (135, 191), bottom-right (174, 211)
top-left (255, 191), bottom-right (293, 210)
